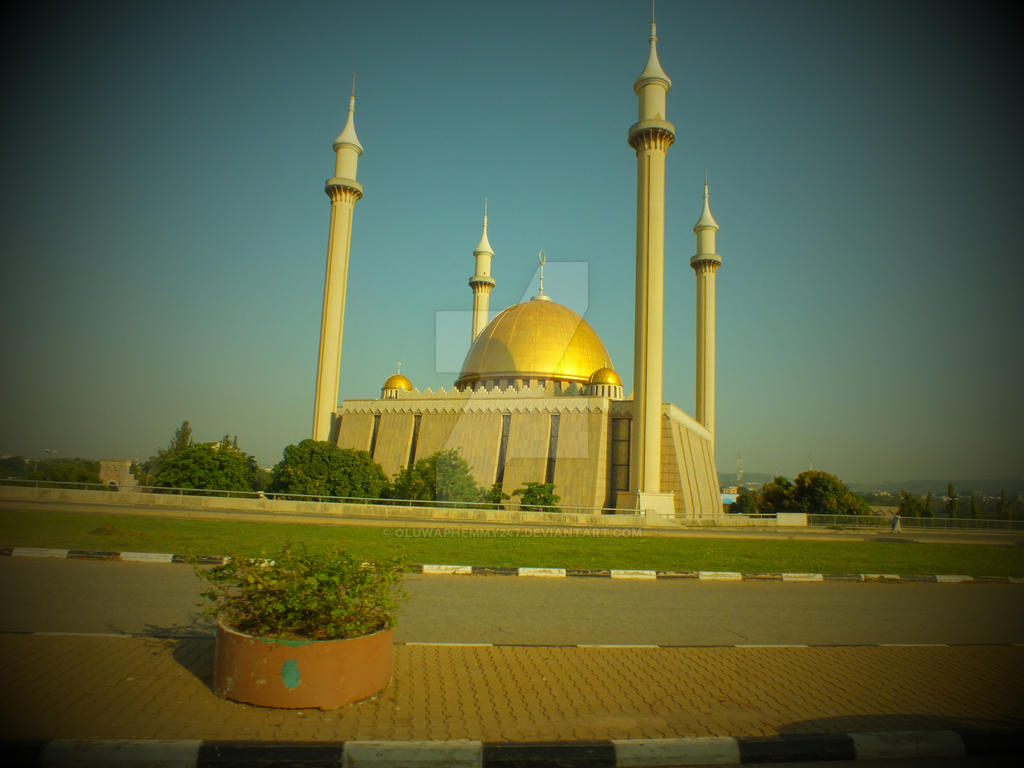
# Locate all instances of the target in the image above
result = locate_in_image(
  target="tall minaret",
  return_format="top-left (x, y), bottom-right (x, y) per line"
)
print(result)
top-left (691, 174), bottom-right (721, 447)
top-left (688, 175), bottom-right (720, 448)
top-left (627, 14), bottom-right (674, 497)
top-left (312, 77), bottom-right (364, 441)
top-left (468, 200), bottom-right (495, 341)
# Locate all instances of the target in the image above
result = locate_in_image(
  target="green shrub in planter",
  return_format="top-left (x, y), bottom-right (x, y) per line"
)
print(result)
top-left (197, 545), bottom-right (406, 641)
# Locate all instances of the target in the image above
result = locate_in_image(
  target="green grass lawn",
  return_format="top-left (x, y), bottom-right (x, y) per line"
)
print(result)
top-left (1, 508), bottom-right (1022, 576)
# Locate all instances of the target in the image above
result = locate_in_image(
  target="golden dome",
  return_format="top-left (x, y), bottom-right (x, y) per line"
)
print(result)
top-left (456, 297), bottom-right (613, 388)
top-left (382, 373), bottom-right (413, 391)
top-left (589, 366), bottom-right (622, 386)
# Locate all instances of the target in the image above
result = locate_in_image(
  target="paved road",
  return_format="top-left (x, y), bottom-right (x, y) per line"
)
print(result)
top-left (2, 557), bottom-right (1022, 645)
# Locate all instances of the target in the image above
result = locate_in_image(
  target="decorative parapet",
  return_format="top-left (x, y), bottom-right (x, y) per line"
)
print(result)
top-left (342, 389), bottom-right (709, 424)
top-left (368, 378), bottom-right (600, 400)
top-left (339, 388), bottom-right (613, 417)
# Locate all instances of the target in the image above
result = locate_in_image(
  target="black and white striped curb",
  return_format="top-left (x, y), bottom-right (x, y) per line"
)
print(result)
top-left (3, 547), bottom-right (1022, 584)
top-left (3, 730), bottom-right (1021, 766)
top-left (8, 628), bottom-right (1020, 649)
top-left (0, 547), bottom-right (223, 565)
top-left (417, 564), bottom-right (1024, 583)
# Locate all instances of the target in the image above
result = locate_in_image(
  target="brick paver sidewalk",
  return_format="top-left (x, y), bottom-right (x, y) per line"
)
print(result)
top-left (0, 635), bottom-right (1020, 742)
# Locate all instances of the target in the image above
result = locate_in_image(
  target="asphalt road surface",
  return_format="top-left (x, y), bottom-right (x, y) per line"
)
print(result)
top-left (1, 557), bottom-right (1022, 645)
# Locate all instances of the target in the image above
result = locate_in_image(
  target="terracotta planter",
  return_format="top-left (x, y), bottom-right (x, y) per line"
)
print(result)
top-left (213, 621), bottom-right (393, 709)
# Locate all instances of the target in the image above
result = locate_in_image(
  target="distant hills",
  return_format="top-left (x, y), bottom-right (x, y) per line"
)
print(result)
top-left (847, 478), bottom-right (1024, 497)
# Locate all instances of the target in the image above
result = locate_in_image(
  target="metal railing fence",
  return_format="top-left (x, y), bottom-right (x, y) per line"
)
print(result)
top-left (807, 512), bottom-right (1024, 532)
top-left (0, 477), bottom-right (633, 516)
top-left (3, 478), bottom-right (1020, 530)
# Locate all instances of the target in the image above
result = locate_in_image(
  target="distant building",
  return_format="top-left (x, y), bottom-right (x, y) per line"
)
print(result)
top-left (98, 459), bottom-right (138, 491)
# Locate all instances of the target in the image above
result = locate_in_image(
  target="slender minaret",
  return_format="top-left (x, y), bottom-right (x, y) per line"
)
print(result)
top-left (691, 174), bottom-right (721, 447)
top-left (468, 200), bottom-right (495, 341)
top-left (312, 76), bottom-right (364, 441)
top-left (628, 14), bottom-right (674, 496)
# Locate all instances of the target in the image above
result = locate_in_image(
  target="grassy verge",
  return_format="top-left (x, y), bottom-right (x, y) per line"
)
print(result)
top-left (1, 509), bottom-right (1022, 576)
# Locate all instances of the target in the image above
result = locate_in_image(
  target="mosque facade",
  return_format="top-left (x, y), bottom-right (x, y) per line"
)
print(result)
top-left (313, 18), bottom-right (723, 522)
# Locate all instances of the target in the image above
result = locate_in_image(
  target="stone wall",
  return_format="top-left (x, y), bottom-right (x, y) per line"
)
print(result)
top-left (373, 412), bottom-right (415, 479)
top-left (661, 404), bottom-right (721, 522)
top-left (553, 411), bottom-right (609, 512)
top-left (500, 412), bottom-right (551, 501)
top-left (334, 391), bottom-right (721, 518)
top-left (337, 412), bottom-right (374, 452)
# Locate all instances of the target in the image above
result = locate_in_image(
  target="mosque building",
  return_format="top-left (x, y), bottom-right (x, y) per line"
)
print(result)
top-left (311, 17), bottom-right (722, 522)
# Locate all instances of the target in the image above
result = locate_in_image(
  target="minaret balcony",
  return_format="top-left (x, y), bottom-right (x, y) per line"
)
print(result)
top-left (690, 254), bottom-right (722, 271)
top-left (627, 119), bottom-right (675, 151)
top-left (325, 177), bottom-right (363, 200)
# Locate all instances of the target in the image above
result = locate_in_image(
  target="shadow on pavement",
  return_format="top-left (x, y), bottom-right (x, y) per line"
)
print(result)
top-left (139, 623), bottom-right (215, 690)
top-left (776, 714), bottom-right (1024, 734)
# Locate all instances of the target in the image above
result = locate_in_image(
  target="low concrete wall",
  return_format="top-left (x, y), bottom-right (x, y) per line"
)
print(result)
top-left (0, 485), bottom-right (646, 529)
top-left (719, 514), bottom-right (780, 527)
top-left (776, 512), bottom-right (808, 527)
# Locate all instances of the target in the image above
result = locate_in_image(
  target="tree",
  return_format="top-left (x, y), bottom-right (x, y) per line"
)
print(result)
top-left (921, 491), bottom-right (933, 518)
top-left (760, 471), bottom-right (867, 515)
top-left (945, 482), bottom-right (959, 518)
top-left (898, 490), bottom-right (921, 518)
top-left (154, 438), bottom-right (261, 492)
top-left (791, 470), bottom-right (868, 515)
top-left (31, 457), bottom-right (100, 484)
top-left (759, 476), bottom-right (796, 513)
top-left (387, 449), bottom-right (482, 503)
top-left (838, 490), bottom-right (870, 516)
top-left (0, 456), bottom-right (29, 478)
top-left (513, 481), bottom-right (560, 512)
top-left (969, 493), bottom-right (980, 519)
top-left (271, 440), bottom-right (387, 499)
top-left (170, 421), bottom-right (193, 453)
top-left (730, 487), bottom-right (759, 514)
top-left (996, 490), bottom-right (1009, 520)
top-left (138, 420), bottom-right (194, 484)
top-left (484, 482), bottom-right (510, 507)
top-left (793, 471), bottom-right (845, 513)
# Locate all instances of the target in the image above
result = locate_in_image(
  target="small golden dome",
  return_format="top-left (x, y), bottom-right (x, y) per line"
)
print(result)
top-left (589, 367), bottom-right (622, 386)
top-left (382, 373), bottom-right (413, 391)
top-left (456, 298), bottom-right (613, 388)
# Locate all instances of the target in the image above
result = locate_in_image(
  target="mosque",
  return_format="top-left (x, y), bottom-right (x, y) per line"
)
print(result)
top-left (310, 17), bottom-right (723, 522)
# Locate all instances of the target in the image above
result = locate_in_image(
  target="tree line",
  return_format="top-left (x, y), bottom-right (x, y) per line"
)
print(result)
top-left (131, 421), bottom-right (560, 510)
top-left (0, 455), bottom-right (100, 484)
top-left (894, 483), bottom-right (1019, 520)
top-left (730, 471), bottom-right (869, 516)
top-left (731, 470), bottom-right (1020, 521)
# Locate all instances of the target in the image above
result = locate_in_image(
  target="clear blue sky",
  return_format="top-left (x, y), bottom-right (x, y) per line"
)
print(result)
top-left (2, 0), bottom-right (1020, 484)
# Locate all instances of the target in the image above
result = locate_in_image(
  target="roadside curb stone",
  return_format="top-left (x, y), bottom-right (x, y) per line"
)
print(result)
top-left (3, 730), bottom-right (1021, 766)
top-left (1, 547), bottom-right (1020, 584)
